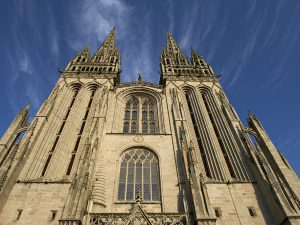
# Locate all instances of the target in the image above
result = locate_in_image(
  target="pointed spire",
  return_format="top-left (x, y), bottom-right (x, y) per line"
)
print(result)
top-left (191, 48), bottom-right (203, 61)
top-left (190, 48), bottom-right (206, 66)
top-left (92, 27), bottom-right (120, 68)
top-left (94, 27), bottom-right (117, 58)
top-left (19, 103), bottom-right (30, 116)
top-left (164, 32), bottom-right (188, 65)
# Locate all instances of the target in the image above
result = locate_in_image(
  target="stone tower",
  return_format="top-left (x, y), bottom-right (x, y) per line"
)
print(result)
top-left (0, 29), bottom-right (299, 225)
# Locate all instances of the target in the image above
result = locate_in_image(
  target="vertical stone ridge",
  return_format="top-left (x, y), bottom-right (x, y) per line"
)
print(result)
top-left (91, 160), bottom-right (107, 207)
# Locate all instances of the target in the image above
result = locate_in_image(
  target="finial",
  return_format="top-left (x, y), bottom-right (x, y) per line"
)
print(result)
top-left (24, 103), bottom-right (30, 111)
top-left (135, 191), bottom-right (143, 204)
top-left (18, 103), bottom-right (30, 116)
top-left (137, 74), bottom-right (142, 82)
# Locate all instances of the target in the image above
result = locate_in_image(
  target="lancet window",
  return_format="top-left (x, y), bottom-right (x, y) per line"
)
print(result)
top-left (117, 148), bottom-right (160, 202)
top-left (41, 87), bottom-right (80, 177)
top-left (185, 92), bottom-right (211, 178)
top-left (123, 95), bottom-right (158, 134)
top-left (200, 89), bottom-right (250, 181)
top-left (66, 88), bottom-right (96, 175)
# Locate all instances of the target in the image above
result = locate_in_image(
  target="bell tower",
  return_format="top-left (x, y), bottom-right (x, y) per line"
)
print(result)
top-left (160, 32), bottom-right (300, 225)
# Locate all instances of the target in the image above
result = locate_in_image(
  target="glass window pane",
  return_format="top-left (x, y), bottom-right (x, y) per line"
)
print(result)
top-left (131, 122), bottom-right (137, 133)
top-left (125, 111), bottom-right (130, 119)
top-left (123, 122), bottom-right (129, 133)
top-left (118, 161), bottom-right (127, 201)
top-left (118, 149), bottom-right (160, 203)
top-left (126, 161), bottom-right (134, 201)
top-left (142, 123), bottom-right (147, 134)
top-left (126, 102), bottom-right (130, 109)
top-left (135, 161), bottom-right (142, 197)
top-left (149, 111), bottom-right (154, 120)
top-left (151, 161), bottom-right (160, 201)
top-left (132, 111), bottom-right (137, 120)
top-left (150, 123), bottom-right (155, 134)
top-left (143, 161), bottom-right (151, 201)
top-left (142, 111), bottom-right (147, 120)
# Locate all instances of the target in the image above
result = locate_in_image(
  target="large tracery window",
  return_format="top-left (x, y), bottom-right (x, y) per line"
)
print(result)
top-left (123, 95), bottom-right (158, 134)
top-left (117, 148), bottom-right (160, 202)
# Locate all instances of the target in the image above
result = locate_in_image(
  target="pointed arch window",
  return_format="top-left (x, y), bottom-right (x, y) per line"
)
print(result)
top-left (117, 148), bottom-right (160, 202)
top-left (123, 98), bottom-right (139, 133)
top-left (123, 95), bottom-right (158, 134)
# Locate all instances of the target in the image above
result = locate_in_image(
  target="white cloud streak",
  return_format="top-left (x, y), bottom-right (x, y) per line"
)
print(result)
top-left (70, 0), bottom-right (130, 49)
top-left (70, 0), bottom-right (155, 82)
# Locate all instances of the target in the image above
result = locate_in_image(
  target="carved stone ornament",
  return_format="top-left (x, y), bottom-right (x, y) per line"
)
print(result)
top-left (133, 135), bottom-right (144, 143)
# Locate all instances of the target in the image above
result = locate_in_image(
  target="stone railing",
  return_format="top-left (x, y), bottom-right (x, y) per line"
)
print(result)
top-left (89, 213), bottom-right (187, 225)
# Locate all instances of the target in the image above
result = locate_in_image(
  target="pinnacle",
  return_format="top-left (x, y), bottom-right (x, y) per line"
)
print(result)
top-left (24, 103), bottom-right (30, 111)
top-left (191, 48), bottom-right (203, 59)
top-left (166, 31), bottom-right (177, 47)
top-left (165, 31), bottom-right (187, 59)
top-left (18, 103), bottom-right (30, 115)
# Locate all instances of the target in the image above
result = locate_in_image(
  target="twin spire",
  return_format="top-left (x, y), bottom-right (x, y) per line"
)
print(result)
top-left (66, 27), bottom-right (120, 77)
top-left (66, 28), bottom-right (213, 82)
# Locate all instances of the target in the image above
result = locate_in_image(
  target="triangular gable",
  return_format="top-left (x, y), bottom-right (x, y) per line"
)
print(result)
top-left (125, 204), bottom-right (152, 225)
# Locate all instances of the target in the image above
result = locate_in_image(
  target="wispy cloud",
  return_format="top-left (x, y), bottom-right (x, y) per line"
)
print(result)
top-left (70, 0), bottom-right (155, 82)
top-left (167, 0), bottom-right (174, 33)
top-left (225, 6), bottom-right (267, 87)
top-left (70, 0), bottom-right (131, 50)
top-left (123, 14), bottom-right (153, 82)
top-left (240, 0), bottom-right (257, 23)
top-left (179, 0), bottom-right (200, 50)
top-left (257, 3), bottom-right (300, 92)
top-left (3, 0), bottom-right (55, 113)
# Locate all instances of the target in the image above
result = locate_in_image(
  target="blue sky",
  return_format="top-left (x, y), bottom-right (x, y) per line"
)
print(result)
top-left (0, 0), bottom-right (299, 175)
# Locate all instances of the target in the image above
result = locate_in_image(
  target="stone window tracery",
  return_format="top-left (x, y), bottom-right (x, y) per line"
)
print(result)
top-left (123, 95), bottom-right (158, 134)
top-left (117, 148), bottom-right (160, 202)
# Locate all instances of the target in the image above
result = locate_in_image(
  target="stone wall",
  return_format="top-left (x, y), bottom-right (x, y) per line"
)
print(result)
top-left (207, 183), bottom-right (274, 225)
top-left (0, 183), bottom-right (70, 225)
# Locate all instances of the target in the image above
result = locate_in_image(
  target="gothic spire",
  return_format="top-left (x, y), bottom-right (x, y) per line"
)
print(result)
top-left (162, 32), bottom-right (188, 65)
top-left (19, 103), bottom-right (30, 115)
top-left (93, 27), bottom-right (120, 63)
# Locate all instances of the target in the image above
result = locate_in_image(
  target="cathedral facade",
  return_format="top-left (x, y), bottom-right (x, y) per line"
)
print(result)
top-left (0, 28), bottom-right (299, 225)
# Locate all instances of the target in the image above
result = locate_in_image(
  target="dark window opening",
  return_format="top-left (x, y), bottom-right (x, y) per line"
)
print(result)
top-left (66, 154), bottom-right (75, 175)
top-left (57, 121), bottom-right (65, 135)
top-left (41, 154), bottom-right (52, 177)
top-left (51, 210), bottom-right (57, 221)
top-left (214, 208), bottom-right (222, 217)
top-left (73, 137), bottom-right (81, 153)
top-left (248, 207), bottom-right (257, 217)
top-left (16, 209), bottom-right (22, 220)
top-left (79, 121), bottom-right (86, 135)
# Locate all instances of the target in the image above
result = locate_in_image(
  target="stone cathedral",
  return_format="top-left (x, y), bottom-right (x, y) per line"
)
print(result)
top-left (0, 28), bottom-right (299, 225)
